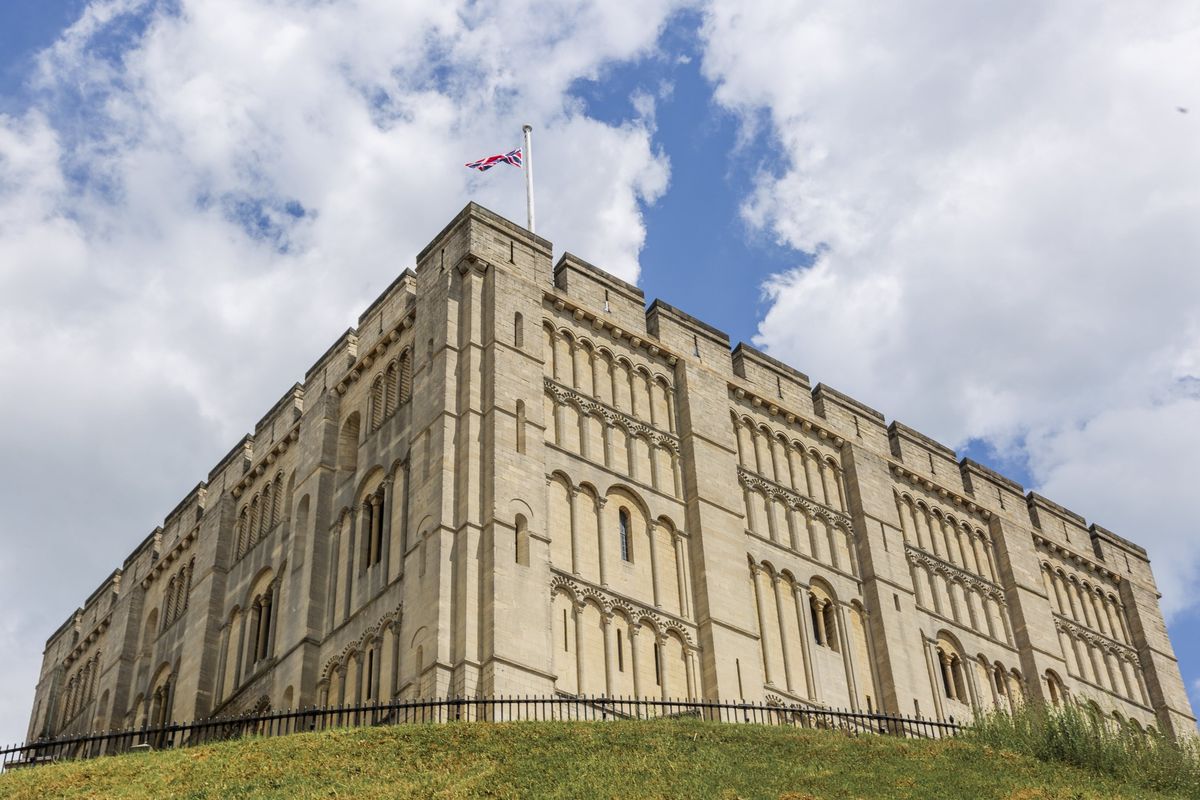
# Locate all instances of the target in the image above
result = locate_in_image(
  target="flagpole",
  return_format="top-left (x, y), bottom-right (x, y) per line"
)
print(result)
top-left (523, 124), bottom-right (535, 234)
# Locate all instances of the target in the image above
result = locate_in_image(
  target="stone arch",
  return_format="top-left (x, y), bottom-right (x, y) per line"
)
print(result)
top-left (369, 374), bottom-right (385, 430)
top-left (1045, 669), bottom-right (1067, 706)
top-left (338, 412), bottom-right (361, 473)
top-left (807, 577), bottom-right (839, 653)
top-left (141, 607), bottom-right (159, 658)
top-left (547, 472), bottom-right (574, 572)
top-left (934, 631), bottom-right (970, 710)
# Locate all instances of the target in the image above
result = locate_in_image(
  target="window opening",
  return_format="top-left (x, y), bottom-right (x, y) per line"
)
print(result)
top-left (619, 508), bottom-right (631, 562)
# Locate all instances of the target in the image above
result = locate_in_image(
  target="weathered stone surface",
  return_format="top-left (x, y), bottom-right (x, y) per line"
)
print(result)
top-left (26, 203), bottom-right (1195, 741)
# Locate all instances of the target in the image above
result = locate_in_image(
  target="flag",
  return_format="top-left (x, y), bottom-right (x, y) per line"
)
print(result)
top-left (465, 147), bottom-right (523, 171)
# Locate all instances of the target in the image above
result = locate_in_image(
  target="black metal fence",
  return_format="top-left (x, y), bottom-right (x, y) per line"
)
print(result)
top-left (1, 695), bottom-right (961, 770)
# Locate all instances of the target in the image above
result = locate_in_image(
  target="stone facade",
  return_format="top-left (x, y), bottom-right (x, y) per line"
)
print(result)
top-left (27, 203), bottom-right (1196, 741)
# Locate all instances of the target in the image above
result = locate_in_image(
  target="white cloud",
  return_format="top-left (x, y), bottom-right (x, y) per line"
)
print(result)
top-left (700, 3), bottom-right (1200, 611)
top-left (0, 0), bottom-right (680, 743)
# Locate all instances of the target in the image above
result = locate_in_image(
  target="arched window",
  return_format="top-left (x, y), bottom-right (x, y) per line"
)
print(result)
top-left (514, 312), bottom-right (524, 348)
top-left (935, 639), bottom-right (968, 705)
top-left (370, 375), bottom-right (384, 431)
top-left (236, 509), bottom-right (249, 559)
top-left (398, 350), bottom-right (413, 404)
top-left (619, 507), bottom-right (631, 562)
top-left (384, 362), bottom-right (398, 418)
top-left (338, 412), bottom-right (361, 473)
top-left (808, 587), bottom-right (839, 651)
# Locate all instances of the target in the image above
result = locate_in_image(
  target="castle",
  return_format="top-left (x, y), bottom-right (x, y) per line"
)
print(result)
top-left (27, 203), bottom-right (1196, 740)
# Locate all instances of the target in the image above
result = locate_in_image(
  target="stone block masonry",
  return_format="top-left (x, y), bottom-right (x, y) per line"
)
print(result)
top-left (27, 203), bottom-right (1196, 741)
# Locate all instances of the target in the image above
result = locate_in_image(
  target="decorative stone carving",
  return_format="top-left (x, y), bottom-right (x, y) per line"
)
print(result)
top-left (544, 378), bottom-right (680, 454)
top-left (550, 572), bottom-right (695, 647)
top-left (1054, 615), bottom-right (1141, 665)
top-left (904, 545), bottom-right (1006, 604)
top-left (736, 466), bottom-right (852, 530)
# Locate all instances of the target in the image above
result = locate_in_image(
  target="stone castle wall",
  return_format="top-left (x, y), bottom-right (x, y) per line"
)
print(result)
top-left (27, 203), bottom-right (1196, 740)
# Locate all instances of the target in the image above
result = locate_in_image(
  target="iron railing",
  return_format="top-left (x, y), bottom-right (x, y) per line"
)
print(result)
top-left (1, 695), bottom-right (961, 770)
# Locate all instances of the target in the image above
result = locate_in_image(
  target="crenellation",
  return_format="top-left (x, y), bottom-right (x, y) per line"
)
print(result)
top-left (206, 434), bottom-right (254, 487)
top-left (303, 328), bottom-right (358, 397)
top-left (731, 343), bottom-right (815, 416)
top-left (356, 270), bottom-right (416, 335)
top-left (959, 458), bottom-right (1026, 518)
top-left (27, 202), bottom-right (1194, 745)
top-left (1027, 492), bottom-right (1091, 549)
top-left (554, 252), bottom-right (647, 335)
top-left (253, 383), bottom-right (304, 445)
top-left (887, 422), bottom-right (964, 493)
top-left (647, 299), bottom-right (731, 370)
top-left (811, 383), bottom-right (888, 451)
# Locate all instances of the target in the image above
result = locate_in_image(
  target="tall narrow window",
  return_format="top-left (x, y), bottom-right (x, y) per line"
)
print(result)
top-left (617, 634), bottom-right (624, 671)
top-left (653, 641), bottom-right (661, 685)
top-left (514, 312), bottom-right (524, 348)
top-left (366, 650), bottom-right (375, 700)
top-left (515, 514), bottom-right (529, 566)
top-left (398, 350), bottom-right (413, 404)
top-left (562, 609), bottom-right (569, 650)
top-left (619, 507), bottom-right (631, 562)
top-left (516, 401), bottom-right (526, 454)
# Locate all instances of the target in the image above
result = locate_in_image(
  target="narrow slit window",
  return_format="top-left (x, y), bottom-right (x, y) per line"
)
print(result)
top-left (619, 508), bottom-right (631, 562)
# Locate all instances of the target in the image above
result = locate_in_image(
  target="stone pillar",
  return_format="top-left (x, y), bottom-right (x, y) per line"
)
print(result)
top-left (672, 532), bottom-right (690, 618)
top-left (772, 575), bottom-right (795, 693)
top-left (648, 520), bottom-right (662, 608)
top-left (566, 487), bottom-right (580, 576)
top-left (793, 584), bottom-right (817, 700)
top-left (751, 565), bottom-right (777, 686)
top-left (572, 602), bottom-right (585, 695)
top-left (596, 496), bottom-right (609, 587)
top-left (602, 612), bottom-right (616, 697)
top-left (630, 623), bottom-right (643, 699)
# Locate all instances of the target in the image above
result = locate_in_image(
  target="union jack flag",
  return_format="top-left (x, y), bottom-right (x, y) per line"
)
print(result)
top-left (465, 147), bottom-right (523, 171)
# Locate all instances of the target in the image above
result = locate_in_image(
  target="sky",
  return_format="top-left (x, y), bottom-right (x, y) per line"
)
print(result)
top-left (0, 0), bottom-right (1198, 745)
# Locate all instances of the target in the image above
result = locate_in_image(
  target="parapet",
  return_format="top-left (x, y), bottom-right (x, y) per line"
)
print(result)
top-left (415, 202), bottom-right (552, 287)
top-left (555, 253), bottom-right (646, 335)
top-left (303, 328), bottom-right (358, 395)
top-left (812, 383), bottom-right (888, 450)
top-left (254, 384), bottom-right (304, 445)
top-left (646, 299), bottom-right (731, 370)
top-left (207, 434), bottom-right (254, 487)
top-left (959, 458), bottom-right (1026, 514)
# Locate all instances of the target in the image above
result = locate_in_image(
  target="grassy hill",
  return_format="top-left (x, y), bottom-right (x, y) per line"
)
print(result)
top-left (0, 718), bottom-right (1187, 800)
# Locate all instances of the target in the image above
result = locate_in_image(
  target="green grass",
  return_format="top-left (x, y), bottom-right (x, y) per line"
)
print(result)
top-left (0, 718), bottom-right (1188, 800)
top-left (965, 703), bottom-right (1200, 798)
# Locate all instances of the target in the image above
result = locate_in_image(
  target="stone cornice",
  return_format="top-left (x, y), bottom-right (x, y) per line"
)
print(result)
top-left (890, 463), bottom-right (992, 523)
top-left (544, 378), bottom-right (680, 454)
top-left (736, 466), bottom-right (852, 530)
top-left (232, 425), bottom-right (301, 499)
top-left (333, 307), bottom-right (417, 397)
top-left (1053, 614), bottom-right (1140, 665)
top-left (1034, 535), bottom-right (1121, 585)
top-left (904, 544), bottom-right (1005, 604)
top-left (728, 386), bottom-right (845, 448)
top-left (542, 290), bottom-right (681, 370)
top-left (549, 569), bottom-right (696, 648)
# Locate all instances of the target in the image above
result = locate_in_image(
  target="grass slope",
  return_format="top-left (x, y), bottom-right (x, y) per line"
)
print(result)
top-left (0, 719), bottom-right (1183, 800)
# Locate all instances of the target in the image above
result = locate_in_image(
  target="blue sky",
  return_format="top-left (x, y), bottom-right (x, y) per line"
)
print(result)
top-left (0, 0), bottom-right (1198, 746)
